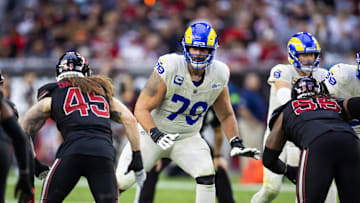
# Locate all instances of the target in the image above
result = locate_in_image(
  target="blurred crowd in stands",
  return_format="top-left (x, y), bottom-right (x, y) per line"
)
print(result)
top-left (1, 0), bottom-right (360, 174)
top-left (0, 0), bottom-right (360, 73)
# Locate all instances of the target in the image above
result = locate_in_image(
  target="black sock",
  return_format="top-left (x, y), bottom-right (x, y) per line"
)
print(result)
top-left (215, 166), bottom-right (235, 203)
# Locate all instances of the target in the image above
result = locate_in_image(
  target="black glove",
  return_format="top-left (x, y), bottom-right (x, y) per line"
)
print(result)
top-left (284, 165), bottom-right (298, 184)
top-left (15, 172), bottom-right (33, 203)
top-left (127, 151), bottom-right (143, 173)
top-left (34, 157), bottom-right (49, 179)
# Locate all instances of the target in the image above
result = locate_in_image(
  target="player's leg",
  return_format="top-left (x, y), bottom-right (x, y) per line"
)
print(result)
top-left (40, 157), bottom-right (81, 203)
top-left (297, 140), bottom-right (334, 203)
top-left (206, 144), bottom-right (235, 203)
top-left (323, 181), bottom-right (337, 203)
top-left (138, 167), bottom-right (159, 203)
top-left (138, 158), bottom-right (172, 203)
top-left (290, 138), bottom-right (337, 203)
top-left (85, 156), bottom-right (118, 203)
top-left (215, 166), bottom-right (235, 203)
top-left (333, 133), bottom-right (360, 202)
top-left (251, 129), bottom-right (288, 203)
top-left (0, 141), bottom-right (11, 202)
top-left (171, 134), bottom-right (215, 203)
top-left (251, 168), bottom-right (283, 203)
top-left (116, 125), bottom-right (163, 191)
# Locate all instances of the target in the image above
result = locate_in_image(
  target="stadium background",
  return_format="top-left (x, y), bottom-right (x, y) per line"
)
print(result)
top-left (1, 0), bottom-right (358, 202)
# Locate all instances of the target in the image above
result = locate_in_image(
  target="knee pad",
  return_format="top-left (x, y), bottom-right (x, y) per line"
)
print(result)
top-left (195, 175), bottom-right (215, 185)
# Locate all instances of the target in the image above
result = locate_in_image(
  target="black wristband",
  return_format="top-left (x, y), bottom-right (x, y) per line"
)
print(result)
top-left (229, 136), bottom-right (244, 148)
top-left (284, 165), bottom-right (298, 184)
top-left (149, 127), bottom-right (164, 143)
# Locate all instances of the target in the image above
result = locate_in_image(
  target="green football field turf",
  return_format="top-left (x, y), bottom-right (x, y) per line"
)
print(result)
top-left (5, 173), bottom-right (297, 202)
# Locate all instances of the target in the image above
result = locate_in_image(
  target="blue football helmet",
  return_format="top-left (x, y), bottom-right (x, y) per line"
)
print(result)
top-left (287, 32), bottom-right (321, 73)
top-left (356, 52), bottom-right (360, 80)
top-left (56, 52), bottom-right (91, 81)
top-left (182, 22), bottom-right (218, 70)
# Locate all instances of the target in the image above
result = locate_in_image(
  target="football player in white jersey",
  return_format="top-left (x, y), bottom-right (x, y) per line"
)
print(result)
top-left (116, 22), bottom-right (260, 203)
top-left (324, 52), bottom-right (360, 136)
top-left (251, 32), bottom-right (337, 203)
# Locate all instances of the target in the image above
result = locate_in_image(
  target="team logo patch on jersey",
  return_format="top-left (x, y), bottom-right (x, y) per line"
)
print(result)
top-left (325, 71), bottom-right (336, 85)
top-left (174, 75), bottom-right (184, 85)
top-left (291, 77), bottom-right (298, 85)
top-left (274, 70), bottom-right (281, 79)
top-left (212, 83), bottom-right (221, 88)
top-left (156, 60), bottom-right (165, 74)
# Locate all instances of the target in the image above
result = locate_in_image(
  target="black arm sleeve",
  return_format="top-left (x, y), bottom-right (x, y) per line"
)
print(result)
top-left (262, 146), bottom-right (286, 174)
top-left (347, 97), bottom-right (360, 119)
top-left (2, 116), bottom-right (30, 171)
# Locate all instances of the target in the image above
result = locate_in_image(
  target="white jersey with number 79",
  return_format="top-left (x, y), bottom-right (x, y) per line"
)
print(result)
top-left (151, 53), bottom-right (229, 139)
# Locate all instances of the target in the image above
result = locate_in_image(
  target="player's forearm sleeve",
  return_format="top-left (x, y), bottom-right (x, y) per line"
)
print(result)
top-left (2, 116), bottom-right (30, 171)
top-left (276, 88), bottom-right (291, 105)
top-left (262, 147), bottom-right (286, 174)
top-left (347, 97), bottom-right (360, 119)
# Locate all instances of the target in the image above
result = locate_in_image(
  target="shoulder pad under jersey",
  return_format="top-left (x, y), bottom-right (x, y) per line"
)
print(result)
top-left (37, 82), bottom-right (58, 101)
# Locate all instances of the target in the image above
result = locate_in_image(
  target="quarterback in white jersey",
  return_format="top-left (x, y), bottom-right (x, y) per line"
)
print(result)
top-left (116, 22), bottom-right (259, 203)
top-left (251, 32), bottom-right (337, 203)
top-left (325, 58), bottom-right (360, 135)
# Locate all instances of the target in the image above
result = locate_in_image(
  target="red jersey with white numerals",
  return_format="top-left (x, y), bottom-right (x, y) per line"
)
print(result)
top-left (37, 80), bottom-right (114, 160)
top-left (269, 97), bottom-right (356, 148)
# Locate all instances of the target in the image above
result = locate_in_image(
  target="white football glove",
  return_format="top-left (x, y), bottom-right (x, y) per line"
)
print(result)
top-left (149, 128), bottom-right (179, 150)
top-left (157, 133), bottom-right (179, 150)
top-left (134, 169), bottom-right (147, 188)
top-left (229, 136), bottom-right (261, 160)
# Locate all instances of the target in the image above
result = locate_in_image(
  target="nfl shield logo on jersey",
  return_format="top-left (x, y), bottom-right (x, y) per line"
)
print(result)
top-left (174, 75), bottom-right (184, 85)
